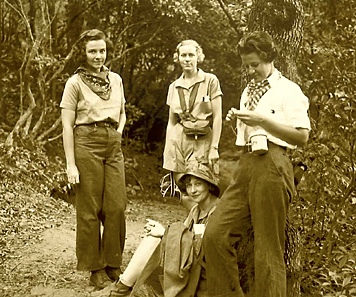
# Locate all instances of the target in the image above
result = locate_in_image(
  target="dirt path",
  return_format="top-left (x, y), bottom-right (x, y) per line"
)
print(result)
top-left (1, 196), bottom-right (186, 297)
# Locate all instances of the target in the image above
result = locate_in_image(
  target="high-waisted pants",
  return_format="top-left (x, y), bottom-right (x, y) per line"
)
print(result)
top-left (74, 125), bottom-right (126, 271)
top-left (203, 143), bottom-right (295, 297)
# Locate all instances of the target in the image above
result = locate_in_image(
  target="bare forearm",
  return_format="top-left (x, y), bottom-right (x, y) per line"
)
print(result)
top-left (62, 127), bottom-right (76, 166)
top-left (211, 117), bottom-right (222, 148)
top-left (259, 117), bottom-right (309, 146)
top-left (211, 97), bottom-right (222, 147)
top-left (117, 113), bottom-right (126, 134)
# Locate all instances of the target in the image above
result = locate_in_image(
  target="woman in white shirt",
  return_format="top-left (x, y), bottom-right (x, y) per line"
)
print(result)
top-left (202, 31), bottom-right (310, 297)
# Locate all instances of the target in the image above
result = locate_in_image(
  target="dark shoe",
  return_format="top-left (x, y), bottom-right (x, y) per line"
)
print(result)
top-left (105, 266), bottom-right (122, 281)
top-left (90, 269), bottom-right (113, 289)
top-left (90, 281), bottom-right (131, 297)
top-left (110, 281), bottom-right (132, 297)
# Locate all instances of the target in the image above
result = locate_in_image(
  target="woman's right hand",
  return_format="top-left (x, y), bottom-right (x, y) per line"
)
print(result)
top-left (66, 164), bottom-right (80, 184)
top-left (225, 107), bottom-right (239, 121)
top-left (144, 219), bottom-right (165, 238)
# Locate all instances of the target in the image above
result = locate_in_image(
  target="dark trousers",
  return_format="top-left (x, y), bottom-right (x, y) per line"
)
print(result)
top-left (203, 144), bottom-right (295, 297)
top-left (74, 125), bottom-right (127, 271)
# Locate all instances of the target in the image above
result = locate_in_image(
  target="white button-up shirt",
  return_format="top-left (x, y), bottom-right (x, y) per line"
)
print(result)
top-left (235, 70), bottom-right (311, 149)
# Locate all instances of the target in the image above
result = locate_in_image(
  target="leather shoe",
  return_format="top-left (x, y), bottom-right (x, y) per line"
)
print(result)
top-left (90, 269), bottom-right (113, 289)
top-left (90, 281), bottom-right (131, 297)
top-left (111, 281), bottom-right (132, 297)
top-left (105, 266), bottom-right (122, 281)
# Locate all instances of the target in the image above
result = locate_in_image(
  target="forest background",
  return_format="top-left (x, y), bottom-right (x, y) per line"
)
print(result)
top-left (0, 0), bottom-right (355, 296)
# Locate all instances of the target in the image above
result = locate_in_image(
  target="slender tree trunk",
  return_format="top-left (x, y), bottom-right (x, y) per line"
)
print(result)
top-left (5, 39), bottom-right (41, 149)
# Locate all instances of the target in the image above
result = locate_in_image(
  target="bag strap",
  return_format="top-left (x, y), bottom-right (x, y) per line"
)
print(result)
top-left (177, 82), bottom-right (200, 114)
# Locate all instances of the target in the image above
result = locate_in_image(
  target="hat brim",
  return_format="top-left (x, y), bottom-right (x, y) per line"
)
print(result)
top-left (177, 171), bottom-right (220, 197)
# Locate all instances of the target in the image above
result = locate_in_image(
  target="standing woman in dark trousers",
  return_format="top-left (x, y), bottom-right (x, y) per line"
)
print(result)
top-left (60, 29), bottom-right (127, 289)
top-left (203, 31), bottom-right (311, 297)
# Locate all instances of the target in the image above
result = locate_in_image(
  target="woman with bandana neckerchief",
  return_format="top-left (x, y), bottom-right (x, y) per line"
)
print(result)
top-left (60, 29), bottom-right (127, 290)
top-left (203, 31), bottom-right (311, 297)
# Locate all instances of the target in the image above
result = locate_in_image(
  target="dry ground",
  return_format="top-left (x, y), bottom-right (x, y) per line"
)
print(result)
top-left (0, 194), bottom-right (187, 297)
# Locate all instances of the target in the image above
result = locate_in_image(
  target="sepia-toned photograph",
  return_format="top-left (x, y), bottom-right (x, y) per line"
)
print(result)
top-left (0, 0), bottom-right (355, 296)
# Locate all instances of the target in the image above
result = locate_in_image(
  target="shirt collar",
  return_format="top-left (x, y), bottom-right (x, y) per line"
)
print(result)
top-left (267, 68), bottom-right (282, 87)
top-left (175, 68), bottom-right (206, 89)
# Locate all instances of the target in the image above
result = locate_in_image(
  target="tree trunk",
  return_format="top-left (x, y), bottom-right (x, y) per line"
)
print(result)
top-left (247, 0), bottom-right (304, 83)
top-left (66, 0), bottom-right (85, 49)
top-left (237, 219), bottom-right (302, 297)
top-left (5, 38), bottom-right (41, 149)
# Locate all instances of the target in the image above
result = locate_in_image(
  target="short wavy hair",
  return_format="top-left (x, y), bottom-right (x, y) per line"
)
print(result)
top-left (237, 31), bottom-right (278, 63)
top-left (173, 39), bottom-right (205, 63)
top-left (72, 29), bottom-right (107, 65)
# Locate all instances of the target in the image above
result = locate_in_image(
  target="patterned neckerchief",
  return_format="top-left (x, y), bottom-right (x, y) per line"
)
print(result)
top-left (245, 79), bottom-right (271, 111)
top-left (75, 66), bottom-right (112, 100)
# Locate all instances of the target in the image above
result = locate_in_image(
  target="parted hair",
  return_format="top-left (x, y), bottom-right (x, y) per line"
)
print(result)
top-left (173, 39), bottom-right (205, 63)
top-left (237, 31), bottom-right (278, 63)
top-left (72, 29), bottom-right (107, 65)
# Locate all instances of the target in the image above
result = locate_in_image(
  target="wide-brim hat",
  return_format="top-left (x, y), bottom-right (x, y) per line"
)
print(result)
top-left (176, 162), bottom-right (220, 197)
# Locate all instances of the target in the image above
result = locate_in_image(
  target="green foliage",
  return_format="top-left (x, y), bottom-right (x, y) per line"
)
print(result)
top-left (0, 0), bottom-right (247, 146)
top-left (317, 247), bottom-right (356, 296)
top-left (123, 102), bottom-right (146, 145)
top-left (0, 131), bottom-right (66, 265)
top-left (0, 134), bottom-right (66, 198)
top-left (292, 1), bottom-right (356, 295)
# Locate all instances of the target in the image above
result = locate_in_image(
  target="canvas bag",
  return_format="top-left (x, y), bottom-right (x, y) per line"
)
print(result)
top-left (178, 83), bottom-right (211, 138)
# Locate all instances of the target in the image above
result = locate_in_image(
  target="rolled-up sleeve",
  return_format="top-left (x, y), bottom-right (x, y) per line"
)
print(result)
top-left (209, 74), bottom-right (223, 101)
top-left (283, 84), bottom-right (311, 130)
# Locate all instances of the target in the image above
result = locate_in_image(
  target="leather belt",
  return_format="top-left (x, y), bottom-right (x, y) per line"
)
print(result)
top-left (77, 121), bottom-right (119, 130)
top-left (268, 141), bottom-right (287, 151)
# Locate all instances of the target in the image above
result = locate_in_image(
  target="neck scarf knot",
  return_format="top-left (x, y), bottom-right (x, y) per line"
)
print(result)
top-left (75, 66), bottom-right (112, 100)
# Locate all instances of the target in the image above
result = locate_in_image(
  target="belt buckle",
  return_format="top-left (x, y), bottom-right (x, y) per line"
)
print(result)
top-left (93, 121), bottom-right (110, 128)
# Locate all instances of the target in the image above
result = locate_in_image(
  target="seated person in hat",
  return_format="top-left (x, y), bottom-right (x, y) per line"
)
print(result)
top-left (92, 161), bottom-right (220, 297)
